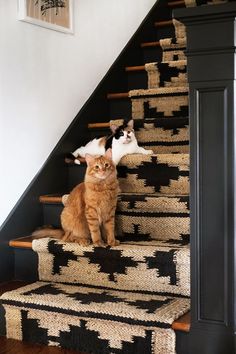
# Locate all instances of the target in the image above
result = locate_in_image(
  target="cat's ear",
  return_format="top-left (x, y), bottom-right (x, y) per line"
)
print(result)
top-left (105, 148), bottom-right (112, 160)
top-left (110, 124), bottom-right (119, 134)
top-left (127, 119), bottom-right (134, 130)
top-left (85, 154), bottom-right (95, 166)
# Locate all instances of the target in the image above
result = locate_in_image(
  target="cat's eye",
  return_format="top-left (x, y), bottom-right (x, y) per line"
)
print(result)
top-left (95, 165), bottom-right (100, 170)
top-left (104, 163), bottom-right (109, 168)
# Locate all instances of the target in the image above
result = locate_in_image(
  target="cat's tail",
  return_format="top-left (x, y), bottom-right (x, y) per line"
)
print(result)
top-left (32, 227), bottom-right (64, 239)
top-left (65, 152), bottom-right (85, 165)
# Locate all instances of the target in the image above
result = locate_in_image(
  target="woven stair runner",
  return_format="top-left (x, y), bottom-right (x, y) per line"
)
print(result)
top-left (1, 1), bottom-right (229, 353)
top-left (31, 238), bottom-right (190, 296)
top-left (1, 282), bottom-right (190, 354)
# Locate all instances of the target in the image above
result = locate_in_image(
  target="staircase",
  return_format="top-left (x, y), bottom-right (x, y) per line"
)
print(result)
top-left (0, 0), bottom-right (232, 353)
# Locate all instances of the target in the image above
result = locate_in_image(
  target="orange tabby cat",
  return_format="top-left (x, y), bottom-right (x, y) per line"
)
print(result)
top-left (33, 149), bottom-right (120, 247)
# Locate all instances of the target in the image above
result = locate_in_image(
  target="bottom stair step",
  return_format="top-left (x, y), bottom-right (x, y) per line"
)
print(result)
top-left (1, 281), bottom-right (190, 354)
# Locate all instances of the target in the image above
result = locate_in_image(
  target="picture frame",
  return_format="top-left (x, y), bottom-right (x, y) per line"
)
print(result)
top-left (18, 0), bottom-right (73, 34)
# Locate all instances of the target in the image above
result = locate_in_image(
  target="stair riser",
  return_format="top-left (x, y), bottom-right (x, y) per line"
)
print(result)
top-left (109, 98), bottom-right (132, 120)
top-left (67, 169), bottom-right (189, 195)
top-left (14, 249), bottom-right (38, 282)
top-left (117, 155), bottom-right (189, 195)
top-left (42, 202), bottom-right (189, 243)
top-left (142, 46), bottom-right (163, 65)
top-left (67, 165), bottom-right (87, 192)
top-left (131, 93), bottom-right (189, 119)
top-left (156, 24), bottom-right (176, 40)
top-left (127, 71), bottom-right (147, 90)
top-left (116, 214), bottom-right (189, 242)
top-left (128, 68), bottom-right (187, 94)
top-left (43, 204), bottom-right (63, 227)
top-left (0, 307), bottom-right (5, 336)
top-left (109, 92), bottom-right (189, 120)
top-left (135, 124), bottom-right (189, 153)
top-left (1, 305), bottom-right (189, 354)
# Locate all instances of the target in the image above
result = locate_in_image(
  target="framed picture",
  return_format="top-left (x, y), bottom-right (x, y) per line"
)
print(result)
top-left (18, 0), bottom-right (73, 34)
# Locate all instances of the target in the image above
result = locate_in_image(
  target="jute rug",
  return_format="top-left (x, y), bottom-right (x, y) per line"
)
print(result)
top-left (31, 238), bottom-right (190, 296)
top-left (133, 117), bottom-right (189, 153)
top-left (116, 193), bottom-right (190, 242)
top-left (1, 281), bottom-right (190, 354)
top-left (117, 153), bottom-right (189, 195)
top-left (0, 3), bottom-right (197, 354)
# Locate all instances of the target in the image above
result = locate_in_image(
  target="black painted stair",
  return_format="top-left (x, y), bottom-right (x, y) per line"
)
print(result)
top-left (1, 0), bottom-right (214, 352)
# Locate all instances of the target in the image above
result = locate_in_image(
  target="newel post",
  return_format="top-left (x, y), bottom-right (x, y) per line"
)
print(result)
top-left (174, 3), bottom-right (236, 354)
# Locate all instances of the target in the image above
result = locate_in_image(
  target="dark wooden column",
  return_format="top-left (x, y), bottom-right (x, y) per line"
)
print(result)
top-left (174, 3), bottom-right (236, 354)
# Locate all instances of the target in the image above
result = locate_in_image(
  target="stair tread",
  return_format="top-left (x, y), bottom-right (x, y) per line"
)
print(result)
top-left (0, 282), bottom-right (190, 339)
top-left (118, 152), bottom-right (189, 164)
top-left (9, 235), bottom-right (37, 249)
top-left (108, 86), bottom-right (188, 100)
top-left (125, 59), bottom-right (187, 72)
top-left (65, 152), bottom-right (189, 166)
top-left (0, 283), bottom-right (190, 334)
top-left (88, 116), bottom-right (189, 130)
top-left (129, 86), bottom-right (188, 97)
top-left (10, 235), bottom-right (190, 249)
top-left (1, 281), bottom-right (190, 338)
top-left (39, 193), bottom-right (189, 205)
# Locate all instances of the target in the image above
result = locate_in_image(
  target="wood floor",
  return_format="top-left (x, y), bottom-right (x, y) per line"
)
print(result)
top-left (0, 337), bottom-right (86, 354)
top-left (0, 281), bottom-right (86, 353)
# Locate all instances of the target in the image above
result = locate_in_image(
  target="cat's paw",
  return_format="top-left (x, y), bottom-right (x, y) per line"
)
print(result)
top-left (144, 149), bottom-right (153, 155)
top-left (93, 240), bottom-right (106, 247)
top-left (74, 159), bottom-right (81, 165)
top-left (62, 194), bottom-right (69, 206)
top-left (78, 238), bottom-right (91, 247)
top-left (107, 239), bottom-right (120, 247)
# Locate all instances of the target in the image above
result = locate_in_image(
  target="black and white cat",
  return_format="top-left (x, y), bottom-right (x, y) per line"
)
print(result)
top-left (66, 120), bottom-right (153, 165)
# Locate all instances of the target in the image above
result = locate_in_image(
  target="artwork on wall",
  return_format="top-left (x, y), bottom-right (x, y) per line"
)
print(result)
top-left (18, 0), bottom-right (73, 33)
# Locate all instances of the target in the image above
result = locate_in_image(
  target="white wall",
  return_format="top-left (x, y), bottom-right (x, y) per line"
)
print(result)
top-left (0, 0), bottom-right (156, 227)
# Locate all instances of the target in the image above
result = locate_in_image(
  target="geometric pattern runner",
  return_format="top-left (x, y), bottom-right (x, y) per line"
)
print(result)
top-left (1, 282), bottom-right (190, 354)
top-left (32, 238), bottom-right (190, 296)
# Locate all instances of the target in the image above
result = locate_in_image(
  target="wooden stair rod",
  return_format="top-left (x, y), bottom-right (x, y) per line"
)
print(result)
top-left (140, 41), bottom-right (160, 48)
top-left (125, 65), bottom-right (145, 72)
top-left (168, 0), bottom-right (185, 7)
top-left (107, 92), bottom-right (129, 99)
top-left (87, 122), bottom-right (111, 128)
top-left (154, 19), bottom-right (173, 27)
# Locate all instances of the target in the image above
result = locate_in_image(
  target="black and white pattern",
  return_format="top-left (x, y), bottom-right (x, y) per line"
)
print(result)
top-left (117, 153), bottom-right (189, 195)
top-left (116, 194), bottom-right (190, 242)
top-left (0, 2), bottom-right (201, 353)
top-left (32, 238), bottom-right (190, 296)
top-left (145, 60), bottom-right (187, 89)
top-left (129, 87), bottom-right (189, 119)
top-left (1, 282), bottom-right (190, 354)
top-left (134, 117), bottom-right (189, 153)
